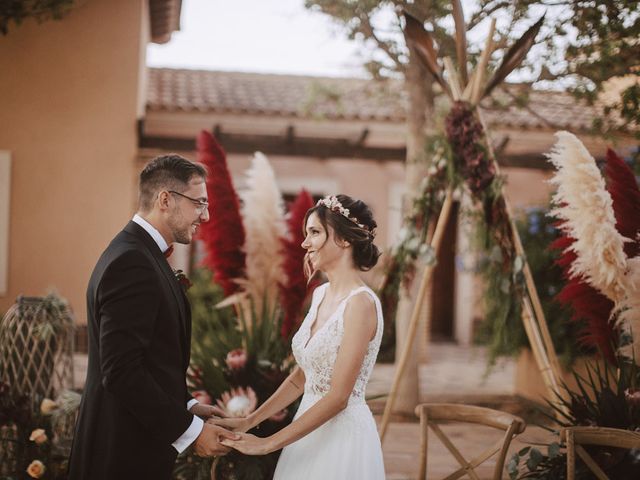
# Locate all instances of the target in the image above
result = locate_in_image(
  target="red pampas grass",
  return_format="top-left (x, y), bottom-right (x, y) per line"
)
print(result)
top-left (604, 148), bottom-right (640, 258)
top-left (551, 231), bottom-right (618, 364)
top-left (551, 148), bottom-right (640, 364)
top-left (196, 130), bottom-right (246, 296)
top-left (279, 189), bottom-right (314, 339)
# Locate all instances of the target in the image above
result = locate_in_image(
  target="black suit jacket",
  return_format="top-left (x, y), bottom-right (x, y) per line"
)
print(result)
top-left (68, 221), bottom-right (194, 480)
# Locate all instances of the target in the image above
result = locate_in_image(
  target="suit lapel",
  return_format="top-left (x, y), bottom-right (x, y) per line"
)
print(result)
top-left (123, 222), bottom-right (189, 348)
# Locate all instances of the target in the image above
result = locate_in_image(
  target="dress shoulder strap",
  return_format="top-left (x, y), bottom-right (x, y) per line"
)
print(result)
top-left (337, 286), bottom-right (384, 340)
top-left (312, 283), bottom-right (329, 304)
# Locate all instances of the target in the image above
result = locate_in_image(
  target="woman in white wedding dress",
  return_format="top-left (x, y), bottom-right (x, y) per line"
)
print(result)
top-left (211, 194), bottom-right (385, 479)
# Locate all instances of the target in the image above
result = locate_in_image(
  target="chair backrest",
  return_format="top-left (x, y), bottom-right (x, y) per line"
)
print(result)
top-left (561, 426), bottom-right (640, 480)
top-left (415, 403), bottom-right (526, 480)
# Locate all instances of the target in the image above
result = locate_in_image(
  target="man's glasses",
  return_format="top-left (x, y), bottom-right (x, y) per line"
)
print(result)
top-left (168, 190), bottom-right (209, 214)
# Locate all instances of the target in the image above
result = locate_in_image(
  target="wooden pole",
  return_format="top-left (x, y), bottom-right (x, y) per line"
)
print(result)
top-left (380, 188), bottom-right (454, 441)
top-left (521, 296), bottom-right (563, 402)
top-left (443, 58), bottom-right (463, 101)
top-left (470, 18), bottom-right (496, 106)
top-left (475, 108), bottom-right (565, 408)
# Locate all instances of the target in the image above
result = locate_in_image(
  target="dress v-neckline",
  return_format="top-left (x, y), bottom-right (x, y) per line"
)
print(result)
top-left (303, 284), bottom-right (366, 349)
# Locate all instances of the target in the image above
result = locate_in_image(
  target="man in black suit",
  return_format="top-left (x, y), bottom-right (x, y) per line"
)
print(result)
top-left (68, 155), bottom-right (237, 480)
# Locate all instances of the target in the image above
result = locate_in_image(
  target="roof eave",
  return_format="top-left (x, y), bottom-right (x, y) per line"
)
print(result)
top-left (149, 0), bottom-right (182, 45)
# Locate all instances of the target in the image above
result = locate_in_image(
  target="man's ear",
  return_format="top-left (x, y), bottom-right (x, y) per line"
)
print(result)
top-left (157, 190), bottom-right (171, 211)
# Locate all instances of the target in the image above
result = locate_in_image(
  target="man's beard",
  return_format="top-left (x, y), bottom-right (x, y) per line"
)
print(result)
top-left (168, 211), bottom-right (192, 244)
top-left (173, 227), bottom-right (191, 244)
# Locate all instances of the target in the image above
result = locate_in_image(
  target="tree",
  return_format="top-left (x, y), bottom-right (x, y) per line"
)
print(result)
top-left (0, 0), bottom-right (76, 35)
top-left (472, 0), bottom-right (640, 140)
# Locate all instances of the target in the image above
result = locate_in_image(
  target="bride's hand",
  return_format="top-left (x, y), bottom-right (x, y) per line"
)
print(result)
top-left (220, 432), bottom-right (274, 455)
top-left (207, 416), bottom-right (251, 433)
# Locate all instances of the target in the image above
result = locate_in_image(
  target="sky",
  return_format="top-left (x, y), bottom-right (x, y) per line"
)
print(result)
top-left (147, 0), bottom-right (369, 77)
top-left (146, 0), bottom-right (565, 86)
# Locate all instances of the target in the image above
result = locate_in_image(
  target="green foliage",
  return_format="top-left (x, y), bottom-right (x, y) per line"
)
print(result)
top-left (508, 357), bottom-right (640, 479)
top-left (308, 0), bottom-right (639, 141)
top-left (378, 135), bottom-right (455, 362)
top-left (0, 0), bottom-right (76, 35)
top-left (475, 205), bottom-right (585, 366)
top-left (471, 193), bottom-right (526, 364)
top-left (187, 268), bottom-right (240, 397)
top-left (174, 268), bottom-right (296, 480)
top-left (475, 0), bottom-right (640, 138)
top-left (508, 444), bottom-right (567, 479)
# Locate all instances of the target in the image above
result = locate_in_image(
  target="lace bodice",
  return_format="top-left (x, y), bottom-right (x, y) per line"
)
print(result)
top-left (291, 283), bottom-right (383, 405)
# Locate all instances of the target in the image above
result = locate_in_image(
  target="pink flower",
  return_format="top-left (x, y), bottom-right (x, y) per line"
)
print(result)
top-left (29, 429), bottom-right (47, 445)
top-left (269, 408), bottom-right (288, 422)
top-left (625, 388), bottom-right (640, 407)
top-left (26, 460), bottom-right (45, 478)
top-left (40, 399), bottom-right (57, 415)
top-left (211, 386), bottom-right (257, 418)
top-left (192, 390), bottom-right (212, 405)
top-left (225, 348), bottom-right (247, 371)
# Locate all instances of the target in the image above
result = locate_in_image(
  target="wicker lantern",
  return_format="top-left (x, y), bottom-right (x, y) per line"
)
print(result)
top-left (0, 294), bottom-right (75, 411)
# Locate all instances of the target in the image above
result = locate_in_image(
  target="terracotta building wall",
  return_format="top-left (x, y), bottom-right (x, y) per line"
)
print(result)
top-left (0, 0), bottom-right (148, 322)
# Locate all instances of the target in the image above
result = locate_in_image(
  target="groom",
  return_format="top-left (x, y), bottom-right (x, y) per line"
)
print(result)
top-left (68, 155), bottom-right (237, 480)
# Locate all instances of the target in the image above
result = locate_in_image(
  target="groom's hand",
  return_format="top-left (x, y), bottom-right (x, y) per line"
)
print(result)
top-left (193, 423), bottom-right (240, 457)
top-left (189, 403), bottom-right (219, 419)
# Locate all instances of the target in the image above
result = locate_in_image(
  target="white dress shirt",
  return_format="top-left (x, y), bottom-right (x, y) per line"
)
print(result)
top-left (132, 214), bottom-right (203, 452)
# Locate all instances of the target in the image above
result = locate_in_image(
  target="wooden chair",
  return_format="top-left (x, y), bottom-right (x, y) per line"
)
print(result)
top-left (561, 426), bottom-right (640, 480)
top-left (414, 403), bottom-right (526, 480)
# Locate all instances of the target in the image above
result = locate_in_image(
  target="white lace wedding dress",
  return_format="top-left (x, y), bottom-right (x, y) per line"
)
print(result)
top-left (273, 283), bottom-right (385, 479)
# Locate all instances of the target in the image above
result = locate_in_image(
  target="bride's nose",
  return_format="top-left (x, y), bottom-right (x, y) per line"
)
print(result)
top-left (301, 236), bottom-right (310, 249)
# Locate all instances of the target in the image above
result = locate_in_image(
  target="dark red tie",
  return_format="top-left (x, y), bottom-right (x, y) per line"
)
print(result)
top-left (164, 245), bottom-right (174, 258)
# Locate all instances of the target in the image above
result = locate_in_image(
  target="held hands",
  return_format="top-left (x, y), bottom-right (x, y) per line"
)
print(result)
top-left (207, 416), bottom-right (252, 433)
top-left (189, 402), bottom-right (220, 419)
top-left (220, 432), bottom-right (275, 456)
top-left (193, 423), bottom-right (240, 457)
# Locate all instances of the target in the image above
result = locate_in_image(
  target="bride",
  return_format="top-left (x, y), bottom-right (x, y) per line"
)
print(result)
top-left (211, 194), bottom-right (386, 479)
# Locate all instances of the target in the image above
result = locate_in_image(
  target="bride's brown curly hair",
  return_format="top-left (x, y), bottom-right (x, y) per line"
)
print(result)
top-left (302, 194), bottom-right (381, 279)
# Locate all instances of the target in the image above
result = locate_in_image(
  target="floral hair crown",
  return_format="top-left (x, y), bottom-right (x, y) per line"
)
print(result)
top-left (316, 195), bottom-right (375, 237)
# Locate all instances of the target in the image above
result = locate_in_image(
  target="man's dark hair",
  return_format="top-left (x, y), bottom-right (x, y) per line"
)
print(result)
top-left (138, 154), bottom-right (207, 212)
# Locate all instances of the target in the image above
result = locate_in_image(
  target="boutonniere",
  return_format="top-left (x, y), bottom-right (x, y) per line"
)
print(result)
top-left (173, 269), bottom-right (193, 291)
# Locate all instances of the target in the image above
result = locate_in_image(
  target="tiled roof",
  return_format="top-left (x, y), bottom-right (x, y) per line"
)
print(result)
top-left (147, 68), bottom-right (625, 132)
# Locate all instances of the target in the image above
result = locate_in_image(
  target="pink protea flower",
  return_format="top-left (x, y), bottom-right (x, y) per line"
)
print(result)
top-left (192, 390), bottom-right (212, 405)
top-left (225, 348), bottom-right (248, 371)
top-left (212, 387), bottom-right (257, 418)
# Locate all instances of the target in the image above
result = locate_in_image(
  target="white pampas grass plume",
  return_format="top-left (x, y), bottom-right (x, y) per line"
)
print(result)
top-left (548, 131), bottom-right (630, 303)
top-left (239, 152), bottom-right (287, 315)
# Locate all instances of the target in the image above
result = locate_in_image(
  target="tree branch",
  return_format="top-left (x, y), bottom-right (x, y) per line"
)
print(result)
top-left (357, 11), bottom-right (405, 72)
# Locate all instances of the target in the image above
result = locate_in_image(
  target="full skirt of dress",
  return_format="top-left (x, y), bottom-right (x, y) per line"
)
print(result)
top-left (273, 394), bottom-right (385, 480)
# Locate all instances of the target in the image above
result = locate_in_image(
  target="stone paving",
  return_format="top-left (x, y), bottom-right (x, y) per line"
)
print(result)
top-left (367, 343), bottom-right (548, 480)
top-left (74, 343), bottom-right (550, 479)
top-left (367, 343), bottom-right (552, 479)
